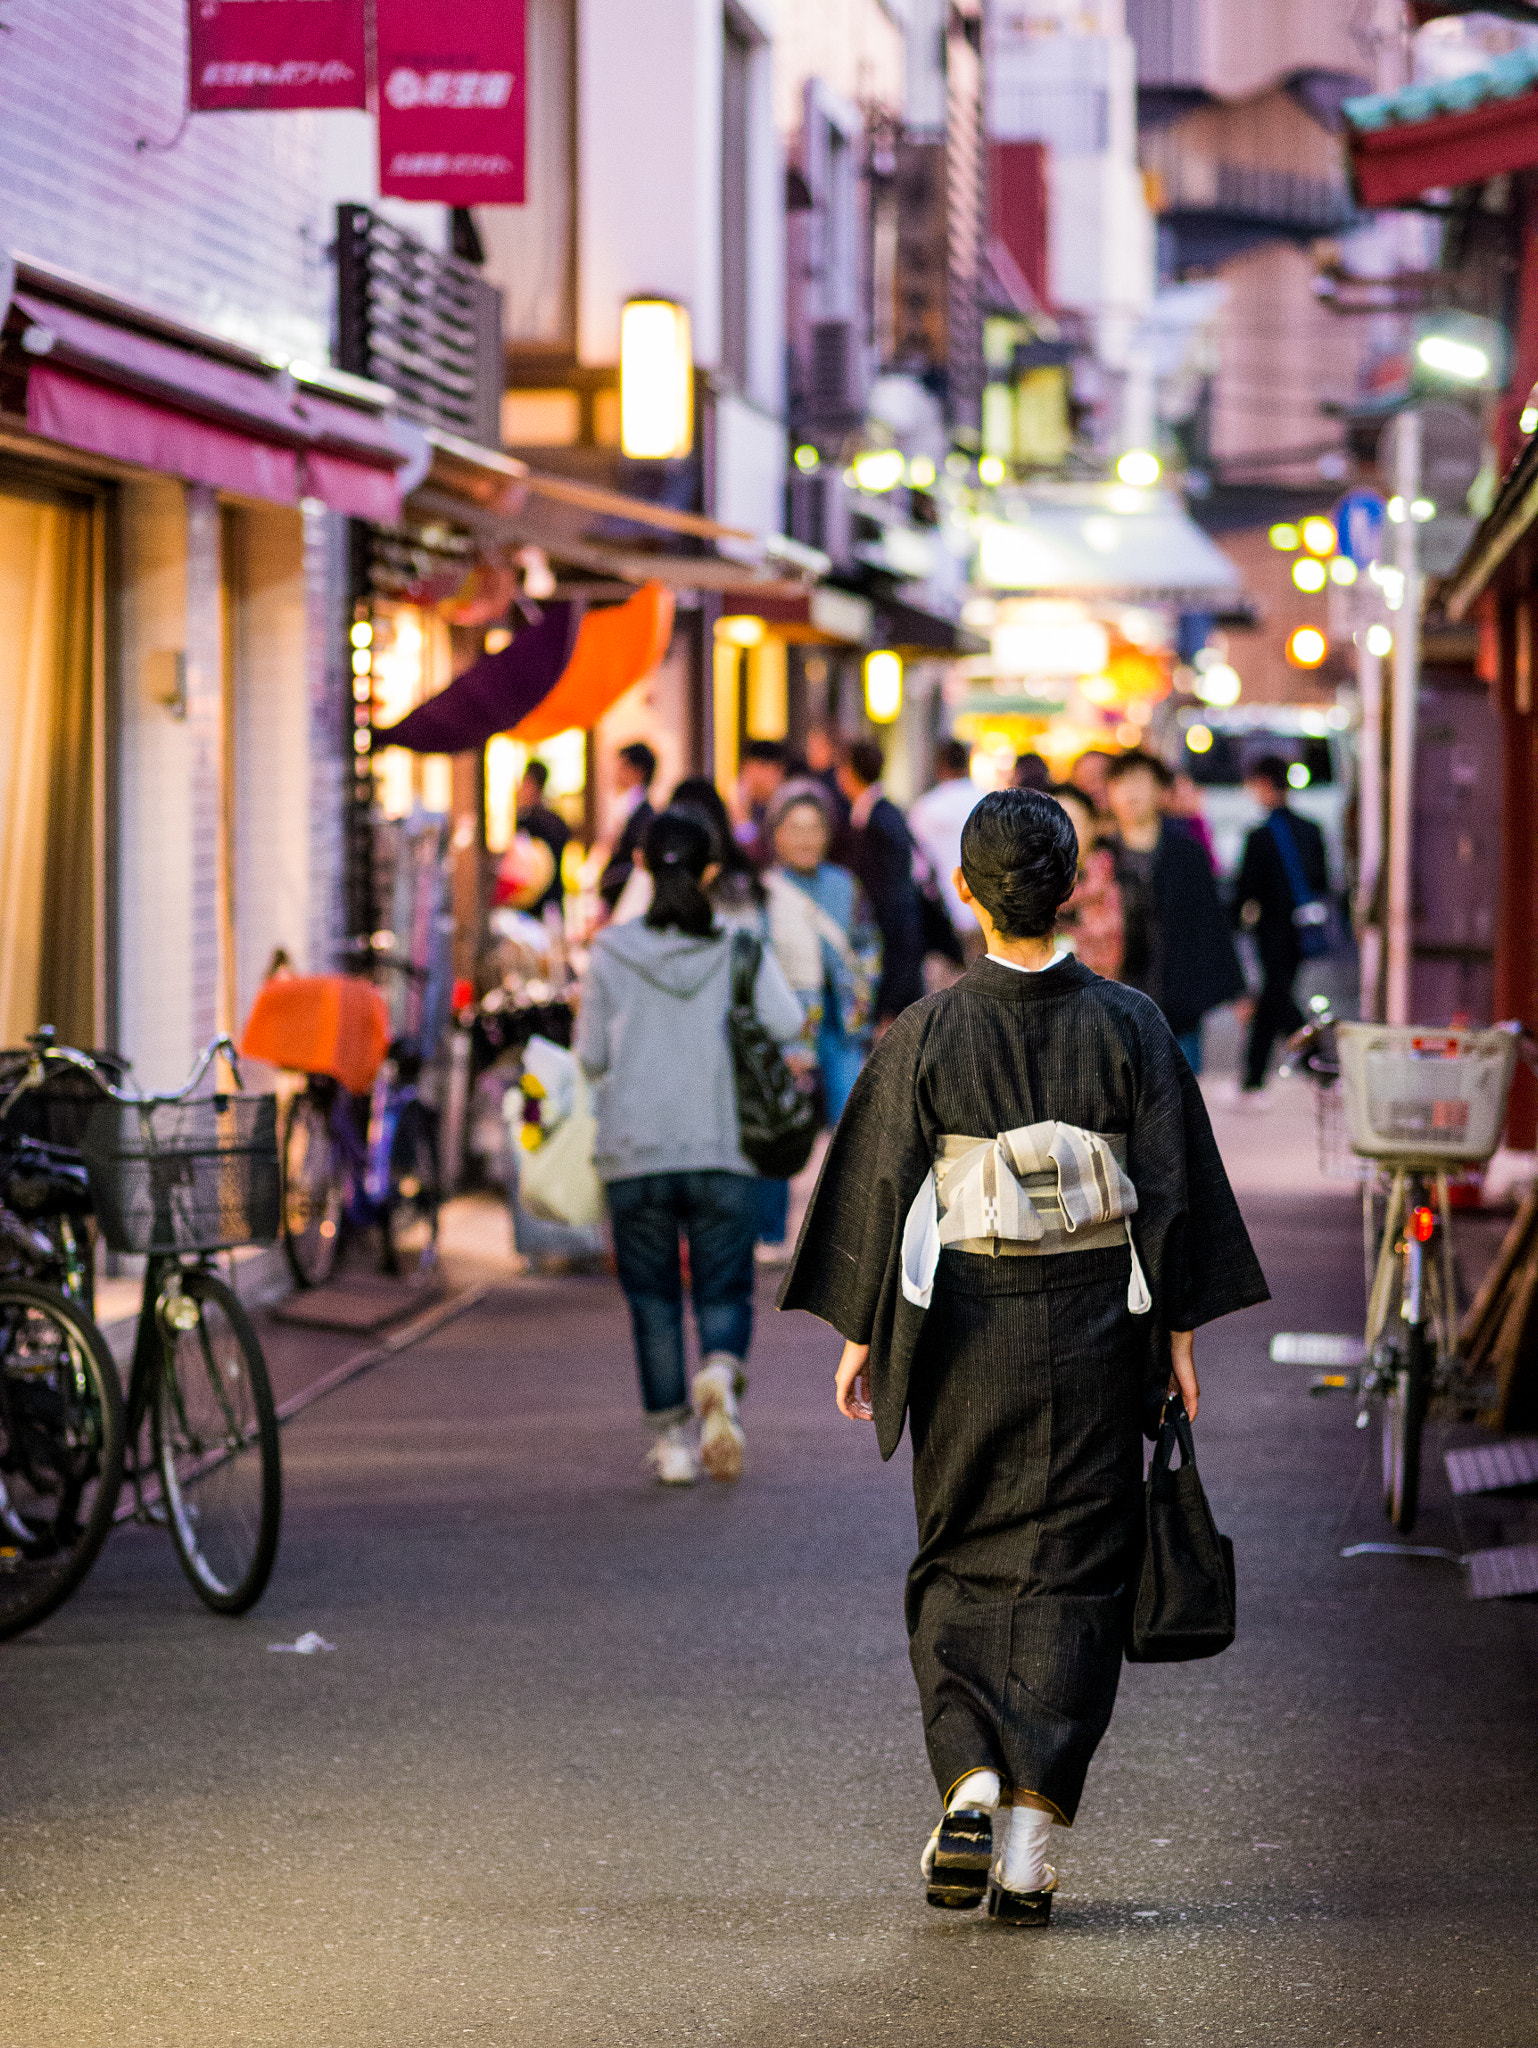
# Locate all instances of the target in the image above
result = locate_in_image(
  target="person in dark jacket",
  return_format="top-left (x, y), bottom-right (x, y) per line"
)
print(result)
top-left (513, 760), bottom-right (570, 917)
top-left (1104, 750), bottom-right (1244, 1073)
top-left (1234, 755), bottom-right (1331, 1094)
top-left (597, 741), bottom-right (658, 911)
top-left (836, 738), bottom-right (926, 1025)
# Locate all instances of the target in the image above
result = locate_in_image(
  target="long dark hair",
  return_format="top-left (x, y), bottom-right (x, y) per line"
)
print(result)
top-left (642, 806), bottom-right (719, 938)
top-left (669, 775), bottom-right (766, 905)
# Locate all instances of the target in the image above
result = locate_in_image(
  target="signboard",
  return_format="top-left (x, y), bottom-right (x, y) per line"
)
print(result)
top-left (188, 0), bottom-right (367, 111)
top-left (1335, 489), bottom-right (1386, 568)
top-left (376, 0), bottom-right (527, 206)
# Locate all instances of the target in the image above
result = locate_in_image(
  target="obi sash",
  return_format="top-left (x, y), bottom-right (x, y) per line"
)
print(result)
top-left (900, 1121), bottom-right (1152, 1316)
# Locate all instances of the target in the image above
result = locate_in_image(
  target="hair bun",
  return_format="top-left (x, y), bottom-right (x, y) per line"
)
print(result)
top-left (959, 788), bottom-right (1079, 941)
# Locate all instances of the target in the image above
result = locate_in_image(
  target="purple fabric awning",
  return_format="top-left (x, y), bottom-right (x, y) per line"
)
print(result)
top-left (375, 604), bottom-right (578, 753)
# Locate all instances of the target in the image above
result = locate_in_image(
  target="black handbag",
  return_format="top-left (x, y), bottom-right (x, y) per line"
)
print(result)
top-left (727, 932), bottom-right (820, 1179)
top-left (1124, 1394), bottom-right (1237, 1663)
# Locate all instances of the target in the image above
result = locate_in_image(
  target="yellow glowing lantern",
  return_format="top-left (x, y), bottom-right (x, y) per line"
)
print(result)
top-left (620, 298), bottom-right (694, 459)
top-left (1287, 626), bottom-right (1328, 669)
top-left (864, 649), bottom-right (903, 723)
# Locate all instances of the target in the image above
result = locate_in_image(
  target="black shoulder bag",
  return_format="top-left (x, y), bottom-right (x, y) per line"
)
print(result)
top-left (1124, 1393), bottom-right (1237, 1663)
top-left (727, 932), bottom-right (820, 1179)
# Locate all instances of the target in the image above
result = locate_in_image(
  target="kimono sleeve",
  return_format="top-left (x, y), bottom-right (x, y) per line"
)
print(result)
top-left (777, 1007), bottom-right (932, 1351)
top-left (1126, 1003), bottom-right (1269, 1334)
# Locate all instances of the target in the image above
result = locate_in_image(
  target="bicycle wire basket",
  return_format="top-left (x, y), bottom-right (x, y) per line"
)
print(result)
top-left (79, 1094), bottom-right (281, 1255)
top-left (1335, 1023), bottom-right (1518, 1166)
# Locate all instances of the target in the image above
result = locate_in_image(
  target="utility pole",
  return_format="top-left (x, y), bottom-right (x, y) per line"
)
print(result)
top-left (1384, 406), bottom-right (1421, 1026)
top-left (1355, 635), bottom-right (1385, 1020)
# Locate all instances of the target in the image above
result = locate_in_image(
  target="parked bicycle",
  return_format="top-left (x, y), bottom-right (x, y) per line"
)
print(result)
top-left (275, 948), bottom-right (440, 1290)
top-left (0, 1031), bottom-right (282, 1635)
top-left (1279, 1008), bottom-right (1522, 1532)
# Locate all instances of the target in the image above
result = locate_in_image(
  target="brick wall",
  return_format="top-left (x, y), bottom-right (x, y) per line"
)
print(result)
top-left (0, 0), bottom-right (330, 362)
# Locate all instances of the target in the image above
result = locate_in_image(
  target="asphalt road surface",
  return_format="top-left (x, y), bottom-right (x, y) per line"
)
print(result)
top-left (2, 1094), bottom-right (1535, 2047)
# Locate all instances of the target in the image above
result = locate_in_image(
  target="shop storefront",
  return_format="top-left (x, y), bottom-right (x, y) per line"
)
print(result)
top-left (0, 254), bottom-right (406, 1083)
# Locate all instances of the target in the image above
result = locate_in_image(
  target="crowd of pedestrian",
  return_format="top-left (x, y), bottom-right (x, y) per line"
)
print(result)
top-left (558, 722), bottom-right (1326, 1490)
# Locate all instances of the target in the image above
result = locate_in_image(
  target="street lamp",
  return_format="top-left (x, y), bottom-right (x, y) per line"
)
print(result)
top-left (1411, 312), bottom-right (1506, 394)
top-left (620, 298), bottom-right (693, 458)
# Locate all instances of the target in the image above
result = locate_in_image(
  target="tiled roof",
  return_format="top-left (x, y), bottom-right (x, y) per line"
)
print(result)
top-left (1343, 48), bottom-right (1538, 133)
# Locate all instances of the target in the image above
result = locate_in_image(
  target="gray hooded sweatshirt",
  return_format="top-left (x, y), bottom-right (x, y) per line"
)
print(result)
top-left (577, 922), bottom-right (804, 1181)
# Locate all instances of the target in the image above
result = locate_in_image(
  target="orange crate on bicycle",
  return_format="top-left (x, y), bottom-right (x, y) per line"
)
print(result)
top-left (241, 975), bottom-right (390, 1097)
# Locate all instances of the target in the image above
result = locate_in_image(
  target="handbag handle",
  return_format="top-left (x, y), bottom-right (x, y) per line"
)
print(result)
top-left (1149, 1390), bottom-right (1198, 1484)
top-left (730, 930), bottom-right (762, 1010)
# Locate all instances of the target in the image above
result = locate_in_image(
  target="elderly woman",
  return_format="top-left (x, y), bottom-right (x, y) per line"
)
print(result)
top-left (752, 778), bottom-right (881, 1259)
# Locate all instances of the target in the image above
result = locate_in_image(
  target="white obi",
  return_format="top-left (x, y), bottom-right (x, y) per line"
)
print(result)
top-left (900, 1121), bottom-right (1152, 1316)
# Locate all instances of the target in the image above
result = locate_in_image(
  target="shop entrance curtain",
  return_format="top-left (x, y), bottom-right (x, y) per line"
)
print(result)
top-left (0, 486), bottom-right (97, 1047)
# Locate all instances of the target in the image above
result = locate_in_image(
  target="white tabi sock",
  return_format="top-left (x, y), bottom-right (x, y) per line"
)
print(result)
top-left (947, 1770), bottom-right (1000, 1813)
top-left (998, 1804), bottom-right (1054, 1893)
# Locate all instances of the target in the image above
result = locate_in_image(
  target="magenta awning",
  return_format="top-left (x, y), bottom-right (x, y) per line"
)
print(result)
top-left (12, 288), bottom-right (404, 518)
top-left (28, 366), bottom-right (301, 503)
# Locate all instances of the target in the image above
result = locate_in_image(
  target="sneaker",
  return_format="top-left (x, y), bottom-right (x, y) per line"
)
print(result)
top-left (754, 1239), bottom-right (791, 1266)
top-left (646, 1423), bottom-right (700, 1487)
top-left (692, 1354), bottom-right (746, 1482)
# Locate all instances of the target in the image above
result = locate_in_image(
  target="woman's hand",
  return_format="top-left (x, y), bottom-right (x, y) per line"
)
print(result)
top-left (1169, 1329), bottom-right (1199, 1422)
top-left (835, 1340), bottom-right (873, 1422)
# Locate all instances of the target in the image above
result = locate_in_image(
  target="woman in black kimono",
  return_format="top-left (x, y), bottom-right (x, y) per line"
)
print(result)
top-left (780, 788), bottom-right (1267, 1925)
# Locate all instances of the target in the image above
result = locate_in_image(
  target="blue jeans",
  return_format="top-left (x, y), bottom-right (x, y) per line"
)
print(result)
top-left (605, 1170), bottom-right (757, 1423)
top-left (755, 1175), bottom-right (790, 1244)
top-left (1175, 1026), bottom-right (1203, 1075)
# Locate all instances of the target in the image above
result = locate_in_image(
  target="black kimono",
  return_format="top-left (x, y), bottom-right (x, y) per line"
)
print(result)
top-left (779, 955), bottom-right (1267, 1822)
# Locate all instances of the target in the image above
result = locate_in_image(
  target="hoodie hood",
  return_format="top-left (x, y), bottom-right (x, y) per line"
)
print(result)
top-left (597, 920), bottom-right (728, 998)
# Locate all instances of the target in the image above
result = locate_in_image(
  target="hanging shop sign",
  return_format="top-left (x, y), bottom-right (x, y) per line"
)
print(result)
top-left (188, 0), bottom-right (367, 111)
top-left (376, 0), bottom-right (527, 205)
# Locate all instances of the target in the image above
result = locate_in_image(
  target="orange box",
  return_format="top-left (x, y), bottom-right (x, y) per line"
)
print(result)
top-left (241, 975), bottom-right (391, 1096)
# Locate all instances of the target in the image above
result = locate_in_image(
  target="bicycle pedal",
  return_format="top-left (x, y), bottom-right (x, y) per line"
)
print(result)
top-left (1308, 1371), bottom-right (1360, 1395)
top-left (1271, 1332), bottom-right (1368, 1369)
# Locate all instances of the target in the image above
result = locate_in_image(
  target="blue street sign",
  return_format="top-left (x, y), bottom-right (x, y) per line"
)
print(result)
top-left (1335, 489), bottom-right (1386, 567)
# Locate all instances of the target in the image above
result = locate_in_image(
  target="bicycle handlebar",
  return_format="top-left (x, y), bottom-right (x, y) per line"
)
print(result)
top-left (0, 1032), bottom-right (245, 1121)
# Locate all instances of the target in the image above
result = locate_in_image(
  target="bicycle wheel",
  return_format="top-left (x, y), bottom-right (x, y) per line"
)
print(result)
top-left (153, 1270), bottom-right (280, 1614)
top-left (1382, 1319), bottom-right (1432, 1534)
top-left (0, 1279), bottom-right (125, 1640)
top-left (281, 1087), bottom-right (344, 1287)
top-left (382, 1099), bottom-right (439, 1280)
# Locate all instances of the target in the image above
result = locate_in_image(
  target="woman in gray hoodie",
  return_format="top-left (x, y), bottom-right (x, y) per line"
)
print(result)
top-left (577, 807), bottom-right (804, 1485)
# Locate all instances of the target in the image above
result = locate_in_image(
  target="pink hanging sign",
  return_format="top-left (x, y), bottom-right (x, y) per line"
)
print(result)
top-left (376, 0), bottom-right (527, 205)
top-left (188, 0), bottom-right (368, 111)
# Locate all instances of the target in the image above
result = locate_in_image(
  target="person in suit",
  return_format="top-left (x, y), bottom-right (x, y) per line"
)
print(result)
top-left (1233, 754), bottom-right (1331, 1095)
top-left (836, 738), bottom-right (927, 1026)
top-left (598, 741), bottom-right (658, 912)
top-left (1104, 749), bottom-right (1244, 1074)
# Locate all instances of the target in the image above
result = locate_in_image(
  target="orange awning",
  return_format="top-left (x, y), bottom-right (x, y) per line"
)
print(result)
top-left (512, 581), bottom-right (675, 743)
